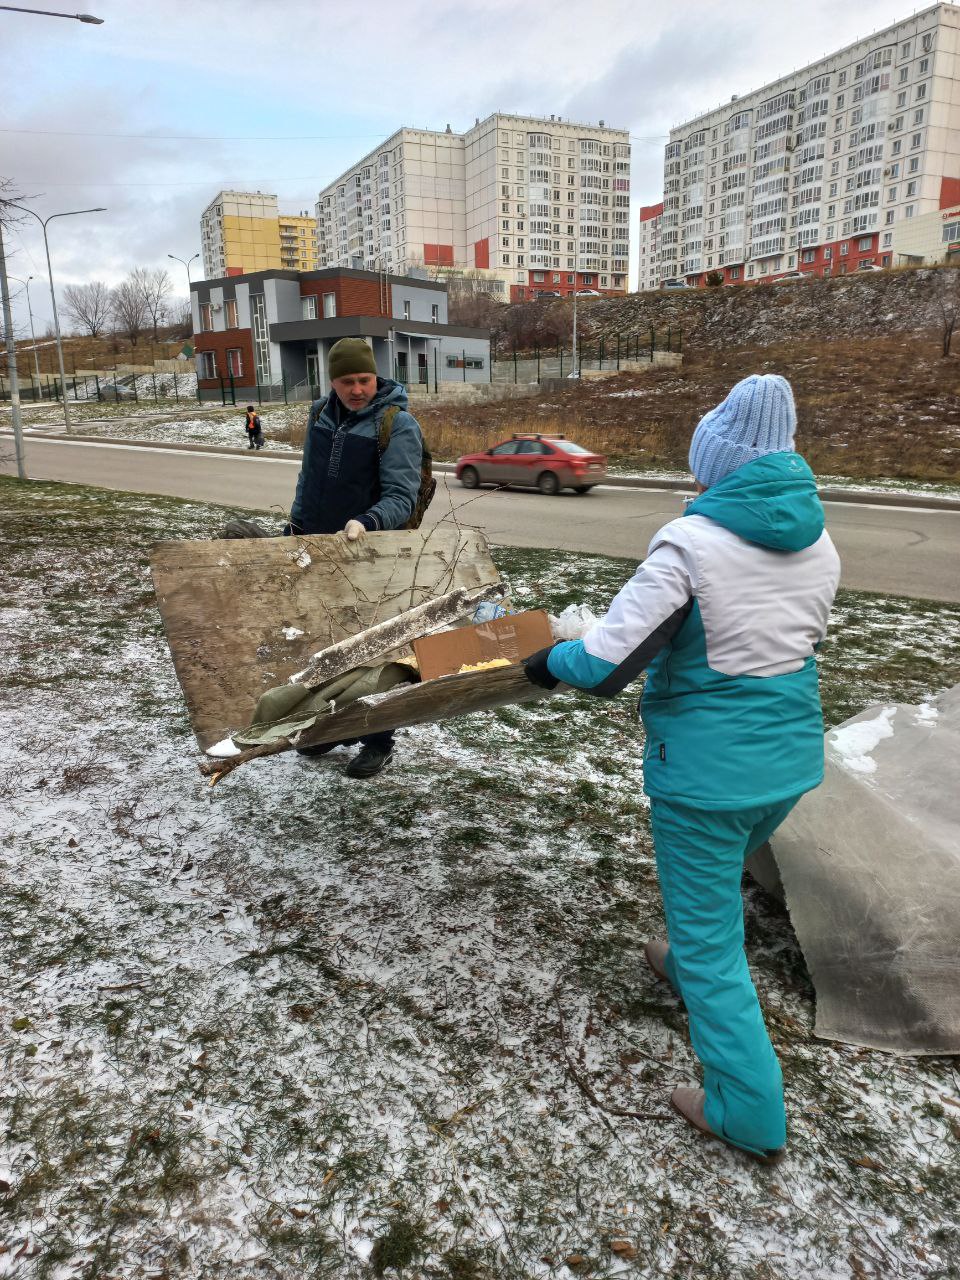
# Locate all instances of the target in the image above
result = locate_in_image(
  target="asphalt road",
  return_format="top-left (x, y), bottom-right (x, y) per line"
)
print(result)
top-left (3, 433), bottom-right (960, 603)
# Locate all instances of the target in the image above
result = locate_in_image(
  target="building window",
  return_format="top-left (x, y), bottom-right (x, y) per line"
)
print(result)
top-left (302, 295), bottom-right (317, 320)
top-left (840, 242), bottom-right (848, 255)
top-left (446, 356), bottom-right (484, 370)
top-left (911, 132), bottom-right (922, 148)
top-left (858, 236), bottom-right (873, 251)
top-left (226, 349), bottom-right (243, 378)
top-left (824, 246), bottom-right (832, 260)
top-left (249, 294), bottom-right (271, 385)
top-left (322, 293), bottom-right (336, 318)
top-left (888, 186), bottom-right (898, 202)
top-left (906, 180), bottom-right (918, 197)
top-left (882, 232), bottom-right (893, 247)
top-left (199, 302), bottom-right (212, 332)
top-left (224, 299), bottom-right (238, 328)
top-left (891, 140), bottom-right (902, 156)
top-left (905, 204), bottom-right (915, 219)
top-left (916, 83), bottom-right (927, 101)
top-left (403, 301), bottom-right (411, 320)
top-left (198, 351), bottom-right (216, 379)
top-left (885, 210), bottom-right (895, 225)
top-left (431, 304), bottom-right (439, 323)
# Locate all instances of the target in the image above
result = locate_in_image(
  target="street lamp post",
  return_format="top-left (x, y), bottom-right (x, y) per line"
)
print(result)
top-left (571, 285), bottom-right (578, 379)
top-left (168, 252), bottom-right (199, 294)
top-left (0, 220), bottom-right (27, 479)
top-left (0, 7), bottom-right (104, 21)
top-left (168, 254), bottom-right (199, 338)
top-left (2, 202), bottom-right (107, 432)
top-left (9, 275), bottom-right (41, 394)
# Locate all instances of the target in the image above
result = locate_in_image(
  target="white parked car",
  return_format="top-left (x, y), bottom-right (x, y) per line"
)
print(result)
top-left (857, 262), bottom-right (884, 272)
top-left (574, 288), bottom-right (601, 296)
top-left (660, 278), bottom-right (690, 290)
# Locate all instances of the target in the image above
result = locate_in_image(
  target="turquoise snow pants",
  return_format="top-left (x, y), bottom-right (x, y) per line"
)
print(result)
top-left (649, 795), bottom-right (801, 1156)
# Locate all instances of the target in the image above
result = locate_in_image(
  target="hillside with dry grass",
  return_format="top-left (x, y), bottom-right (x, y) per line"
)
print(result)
top-left (412, 334), bottom-right (960, 483)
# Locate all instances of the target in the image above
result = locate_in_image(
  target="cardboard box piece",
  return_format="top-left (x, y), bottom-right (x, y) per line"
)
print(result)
top-left (414, 609), bottom-right (553, 683)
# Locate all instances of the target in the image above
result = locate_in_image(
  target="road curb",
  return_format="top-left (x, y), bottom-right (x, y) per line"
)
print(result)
top-left (10, 429), bottom-right (960, 511)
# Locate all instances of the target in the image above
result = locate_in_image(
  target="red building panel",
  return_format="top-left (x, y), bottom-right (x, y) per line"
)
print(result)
top-left (940, 177), bottom-right (960, 210)
top-left (639, 203), bottom-right (664, 222)
top-left (194, 328), bottom-right (256, 389)
top-left (423, 243), bottom-right (454, 267)
top-left (298, 276), bottom-right (390, 316)
top-left (473, 238), bottom-right (490, 269)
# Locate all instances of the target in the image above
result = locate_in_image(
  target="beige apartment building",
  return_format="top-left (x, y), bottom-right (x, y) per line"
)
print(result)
top-left (657, 3), bottom-right (960, 286)
top-left (316, 113), bottom-right (631, 302)
top-left (201, 191), bottom-right (320, 278)
top-left (637, 203), bottom-right (664, 290)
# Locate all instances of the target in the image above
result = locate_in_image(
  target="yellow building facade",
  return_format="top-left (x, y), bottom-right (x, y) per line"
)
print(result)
top-left (201, 191), bottom-right (319, 278)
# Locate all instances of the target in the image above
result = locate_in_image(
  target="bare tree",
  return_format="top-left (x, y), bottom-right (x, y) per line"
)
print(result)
top-left (111, 274), bottom-right (150, 346)
top-left (169, 297), bottom-right (192, 338)
top-left (63, 281), bottom-right (112, 337)
top-left (930, 266), bottom-right (960, 357)
top-left (135, 266), bottom-right (172, 341)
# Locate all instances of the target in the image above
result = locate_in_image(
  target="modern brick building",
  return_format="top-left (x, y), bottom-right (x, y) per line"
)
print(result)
top-left (656, 3), bottom-right (960, 286)
top-left (637, 203), bottom-right (664, 290)
top-left (315, 113), bottom-right (631, 303)
top-left (190, 267), bottom-right (490, 400)
top-left (200, 191), bottom-right (320, 278)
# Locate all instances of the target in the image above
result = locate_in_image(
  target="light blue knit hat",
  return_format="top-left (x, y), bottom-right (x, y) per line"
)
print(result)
top-left (688, 374), bottom-right (797, 489)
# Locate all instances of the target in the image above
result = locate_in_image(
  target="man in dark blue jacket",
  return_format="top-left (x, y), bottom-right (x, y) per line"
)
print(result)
top-left (289, 337), bottom-right (425, 778)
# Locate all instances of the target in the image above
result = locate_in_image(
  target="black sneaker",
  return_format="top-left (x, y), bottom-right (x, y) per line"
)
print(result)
top-left (345, 745), bottom-right (394, 778)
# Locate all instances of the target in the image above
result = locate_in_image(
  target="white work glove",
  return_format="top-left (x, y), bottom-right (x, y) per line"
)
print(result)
top-left (343, 519), bottom-right (367, 542)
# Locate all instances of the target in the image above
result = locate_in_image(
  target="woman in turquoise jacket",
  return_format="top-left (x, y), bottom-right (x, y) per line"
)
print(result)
top-left (525, 374), bottom-right (841, 1163)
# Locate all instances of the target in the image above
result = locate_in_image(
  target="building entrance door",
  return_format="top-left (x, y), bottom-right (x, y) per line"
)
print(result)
top-left (417, 352), bottom-right (428, 384)
top-left (395, 350), bottom-right (408, 384)
top-left (306, 353), bottom-right (320, 391)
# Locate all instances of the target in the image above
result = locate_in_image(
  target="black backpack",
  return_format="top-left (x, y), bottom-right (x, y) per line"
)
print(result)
top-left (377, 405), bottom-right (436, 530)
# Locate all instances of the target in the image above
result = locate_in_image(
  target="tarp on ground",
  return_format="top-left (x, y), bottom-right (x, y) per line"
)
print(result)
top-left (750, 683), bottom-right (960, 1055)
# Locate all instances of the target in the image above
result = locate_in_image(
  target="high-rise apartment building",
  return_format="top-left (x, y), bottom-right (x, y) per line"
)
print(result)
top-left (200, 191), bottom-right (319, 278)
top-left (279, 212), bottom-right (321, 272)
top-left (637, 203), bottom-right (664, 290)
top-left (316, 113), bottom-right (631, 302)
top-left (658, 3), bottom-right (960, 285)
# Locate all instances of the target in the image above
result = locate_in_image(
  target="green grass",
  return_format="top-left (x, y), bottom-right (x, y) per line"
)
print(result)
top-left (1, 475), bottom-right (959, 1279)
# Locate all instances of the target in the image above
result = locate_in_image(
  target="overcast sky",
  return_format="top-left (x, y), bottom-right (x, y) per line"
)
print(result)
top-left (1, 0), bottom-right (920, 329)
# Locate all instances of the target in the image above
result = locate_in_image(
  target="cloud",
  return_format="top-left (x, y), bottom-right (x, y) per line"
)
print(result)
top-left (0, 0), bottom-right (925, 314)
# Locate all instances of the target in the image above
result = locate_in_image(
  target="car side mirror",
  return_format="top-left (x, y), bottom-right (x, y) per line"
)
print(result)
top-left (486, 448), bottom-right (495, 456)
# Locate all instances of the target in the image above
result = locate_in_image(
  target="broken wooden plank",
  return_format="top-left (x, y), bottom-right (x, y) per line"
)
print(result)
top-left (291, 581), bottom-right (505, 691)
top-left (198, 663), bottom-right (551, 781)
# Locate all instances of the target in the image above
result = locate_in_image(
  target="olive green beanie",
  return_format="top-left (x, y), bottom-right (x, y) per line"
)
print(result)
top-left (328, 337), bottom-right (377, 380)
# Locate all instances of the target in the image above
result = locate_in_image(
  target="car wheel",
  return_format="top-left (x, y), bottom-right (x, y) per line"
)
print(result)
top-left (537, 471), bottom-right (561, 496)
top-left (460, 466), bottom-right (480, 489)
top-left (573, 485), bottom-right (594, 494)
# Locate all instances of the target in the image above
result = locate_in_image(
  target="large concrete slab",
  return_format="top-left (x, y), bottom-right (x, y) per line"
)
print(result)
top-left (753, 684), bottom-right (960, 1054)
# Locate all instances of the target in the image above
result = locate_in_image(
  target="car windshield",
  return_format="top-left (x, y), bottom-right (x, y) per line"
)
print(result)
top-left (555, 441), bottom-right (593, 455)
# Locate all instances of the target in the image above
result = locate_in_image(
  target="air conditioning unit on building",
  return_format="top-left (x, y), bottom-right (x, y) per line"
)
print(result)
top-left (210, 303), bottom-right (223, 311)
top-left (883, 167), bottom-right (893, 176)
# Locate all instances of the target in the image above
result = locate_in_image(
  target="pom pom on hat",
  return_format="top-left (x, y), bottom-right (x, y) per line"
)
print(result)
top-left (688, 374), bottom-right (797, 488)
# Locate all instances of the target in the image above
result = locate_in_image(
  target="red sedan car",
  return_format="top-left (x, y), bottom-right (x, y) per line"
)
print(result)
top-left (455, 434), bottom-right (607, 495)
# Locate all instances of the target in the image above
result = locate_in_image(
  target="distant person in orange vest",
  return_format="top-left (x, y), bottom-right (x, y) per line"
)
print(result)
top-left (244, 405), bottom-right (264, 450)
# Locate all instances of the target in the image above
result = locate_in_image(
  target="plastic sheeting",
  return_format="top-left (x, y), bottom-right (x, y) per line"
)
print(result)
top-left (749, 683), bottom-right (960, 1055)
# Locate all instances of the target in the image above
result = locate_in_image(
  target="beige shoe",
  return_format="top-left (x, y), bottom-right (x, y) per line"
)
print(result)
top-left (643, 939), bottom-right (670, 983)
top-left (670, 1087), bottom-right (786, 1166)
